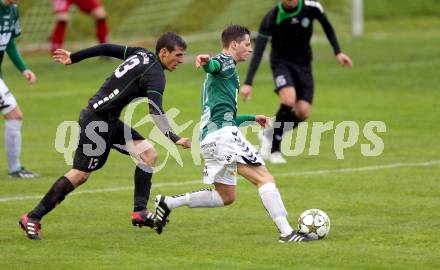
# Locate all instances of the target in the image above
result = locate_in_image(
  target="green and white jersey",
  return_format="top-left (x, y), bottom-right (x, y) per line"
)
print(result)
top-left (200, 53), bottom-right (240, 140)
top-left (0, 2), bottom-right (20, 54)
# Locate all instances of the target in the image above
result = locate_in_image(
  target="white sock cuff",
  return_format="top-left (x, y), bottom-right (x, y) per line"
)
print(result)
top-left (258, 182), bottom-right (277, 196)
top-left (211, 189), bottom-right (224, 206)
top-left (5, 119), bottom-right (22, 129)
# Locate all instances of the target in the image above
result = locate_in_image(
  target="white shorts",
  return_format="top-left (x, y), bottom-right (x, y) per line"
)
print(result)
top-left (0, 79), bottom-right (18, 115)
top-left (201, 126), bottom-right (265, 186)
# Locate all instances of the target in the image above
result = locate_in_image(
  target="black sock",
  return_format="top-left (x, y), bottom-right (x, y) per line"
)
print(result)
top-left (272, 104), bottom-right (293, 153)
top-left (133, 164), bottom-right (153, 212)
top-left (28, 176), bottom-right (75, 220)
top-left (271, 105), bottom-right (303, 153)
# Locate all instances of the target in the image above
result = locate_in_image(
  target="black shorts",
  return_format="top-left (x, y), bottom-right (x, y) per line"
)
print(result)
top-left (271, 59), bottom-right (314, 104)
top-left (73, 108), bottom-right (145, 172)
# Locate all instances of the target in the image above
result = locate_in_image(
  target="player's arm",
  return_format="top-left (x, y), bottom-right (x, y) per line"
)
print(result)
top-left (236, 114), bottom-right (270, 128)
top-left (316, 4), bottom-right (353, 67)
top-left (53, 45), bottom-right (146, 65)
top-left (240, 10), bottom-right (273, 101)
top-left (147, 90), bottom-right (190, 148)
top-left (55, 44), bottom-right (129, 64)
top-left (195, 55), bottom-right (221, 73)
top-left (243, 11), bottom-right (272, 87)
top-left (6, 37), bottom-right (36, 84)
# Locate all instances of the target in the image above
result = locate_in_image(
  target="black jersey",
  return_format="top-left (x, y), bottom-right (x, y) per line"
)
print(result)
top-left (244, 0), bottom-right (341, 85)
top-left (70, 44), bottom-right (180, 143)
top-left (71, 45), bottom-right (164, 118)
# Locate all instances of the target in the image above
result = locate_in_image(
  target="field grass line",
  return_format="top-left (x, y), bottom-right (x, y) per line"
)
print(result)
top-left (1, 160), bottom-right (439, 203)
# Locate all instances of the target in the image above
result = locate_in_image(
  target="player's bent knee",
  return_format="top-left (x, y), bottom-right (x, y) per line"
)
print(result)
top-left (281, 99), bottom-right (295, 108)
top-left (5, 107), bottom-right (23, 120)
top-left (222, 195), bottom-right (235, 206)
top-left (141, 148), bottom-right (157, 167)
top-left (65, 169), bottom-right (90, 187)
top-left (55, 13), bottom-right (69, 22)
top-left (92, 7), bottom-right (106, 19)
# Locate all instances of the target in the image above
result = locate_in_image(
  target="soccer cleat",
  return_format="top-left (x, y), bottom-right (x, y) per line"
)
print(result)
top-left (279, 231), bottom-right (312, 243)
top-left (9, 167), bottom-right (40, 179)
top-left (153, 195), bottom-right (171, 235)
top-left (18, 214), bottom-right (42, 240)
top-left (269, 152), bottom-right (287, 164)
top-left (258, 129), bottom-right (272, 160)
top-left (131, 210), bottom-right (155, 228)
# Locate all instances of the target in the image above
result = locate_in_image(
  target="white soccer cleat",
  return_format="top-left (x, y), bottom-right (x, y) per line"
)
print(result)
top-left (269, 152), bottom-right (287, 164)
top-left (258, 129), bottom-right (272, 160)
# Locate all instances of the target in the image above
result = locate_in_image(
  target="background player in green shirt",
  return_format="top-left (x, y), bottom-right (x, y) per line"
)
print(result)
top-left (153, 25), bottom-right (313, 242)
top-left (0, 0), bottom-right (38, 178)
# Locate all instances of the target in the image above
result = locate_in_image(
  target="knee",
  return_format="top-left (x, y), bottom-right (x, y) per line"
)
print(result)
top-left (281, 98), bottom-right (295, 108)
top-left (56, 13), bottom-right (69, 22)
top-left (257, 173), bottom-right (275, 187)
top-left (5, 108), bottom-right (23, 121)
top-left (141, 148), bottom-right (157, 167)
top-left (92, 7), bottom-right (106, 19)
top-left (222, 194), bottom-right (235, 206)
top-left (65, 170), bottom-right (90, 187)
top-left (296, 105), bottom-right (312, 120)
top-left (216, 190), bottom-right (236, 206)
top-left (296, 109), bottom-right (310, 121)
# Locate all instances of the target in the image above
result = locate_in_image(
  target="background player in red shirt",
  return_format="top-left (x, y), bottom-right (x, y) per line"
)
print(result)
top-left (51, 0), bottom-right (108, 54)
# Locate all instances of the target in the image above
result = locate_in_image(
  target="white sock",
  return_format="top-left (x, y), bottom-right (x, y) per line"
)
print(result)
top-left (5, 120), bottom-right (22, 172)
top-left (258, 182), bottom-right (293, 236)
top-left (166, 188), bottom-right (224, 210)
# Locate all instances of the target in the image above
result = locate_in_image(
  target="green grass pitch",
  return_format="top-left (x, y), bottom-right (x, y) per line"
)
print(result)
top-left (0, 31), bottom-right (439, 269)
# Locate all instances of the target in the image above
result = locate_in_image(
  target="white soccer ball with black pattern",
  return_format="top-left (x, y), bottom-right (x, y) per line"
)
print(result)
top-left (297, 209), bottom-right (331, 240)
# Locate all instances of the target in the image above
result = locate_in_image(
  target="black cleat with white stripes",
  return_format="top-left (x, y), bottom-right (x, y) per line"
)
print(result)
top-left (153, 195), bottom-right (171, 235)
top-left (279, 231), bottom-right (313, 243)
top-left (131, 210), bottom-right (155, 228)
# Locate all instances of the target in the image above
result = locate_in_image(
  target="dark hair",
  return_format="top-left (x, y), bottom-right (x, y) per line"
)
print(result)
top-left (155, 32), bottom-right (187, 54)
top-left (221, 25), bottom-right (251, 48)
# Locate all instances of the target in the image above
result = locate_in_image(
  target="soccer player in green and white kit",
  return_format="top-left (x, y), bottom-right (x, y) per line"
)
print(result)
top-left (154, 25), bottom-right (313, 243)
top-left (0, 0), bottom-right (38, 178)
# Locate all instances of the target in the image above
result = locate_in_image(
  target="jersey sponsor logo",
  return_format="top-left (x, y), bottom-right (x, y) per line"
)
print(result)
top-left (301, 17), bottom-right (311, 28)
top-left (275, 75), bottom-right (287, 88)
top-left (92, 89), bottom-right (120, 109)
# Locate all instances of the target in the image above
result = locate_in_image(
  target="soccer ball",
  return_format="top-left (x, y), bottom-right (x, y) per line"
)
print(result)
top-left (297, 209), bottom-right (331, 240)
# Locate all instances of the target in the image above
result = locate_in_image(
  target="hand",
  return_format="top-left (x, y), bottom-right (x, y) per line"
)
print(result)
top-left (195, 54), bottom-right (211, 68)
top-left (176, 138), bottom-right (191, 149)
top-left (255, 115), bottom-right (271, 128)
top-left (240, 84), bottom-right (252, 103)
top-left (336, 53), bottom-right (353, 68)
top-left (22, 70), bottom-right (37, 84)
top-left (53, 48), bottom-right (72, 65)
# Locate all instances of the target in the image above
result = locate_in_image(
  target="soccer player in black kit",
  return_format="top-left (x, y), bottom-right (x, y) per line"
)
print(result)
top-left (240, 0), bottom-right (353, 163)
top-left (18, 32), bottom-right (191, 240)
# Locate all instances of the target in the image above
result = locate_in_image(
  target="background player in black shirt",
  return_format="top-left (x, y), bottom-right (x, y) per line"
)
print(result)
top-left (19, 32), bottom-right (191, 240)
top-left (240, 0), bottom-right (352, 163)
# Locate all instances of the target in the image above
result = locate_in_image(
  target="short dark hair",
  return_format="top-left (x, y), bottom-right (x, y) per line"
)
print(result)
top-left (221, 25), bottom-right (251, 48)
top-left (155, 32), bottom-right (187, 54)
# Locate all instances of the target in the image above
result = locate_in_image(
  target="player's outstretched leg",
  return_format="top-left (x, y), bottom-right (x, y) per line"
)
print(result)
top-left (18, 170), bottom-right (88, 240)
top-left (237, 164), bottom-right (314, 243)
top-left (131, 163), bottom-right (154, 229)
top-left (153, 187), bottom-right (225, 234)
